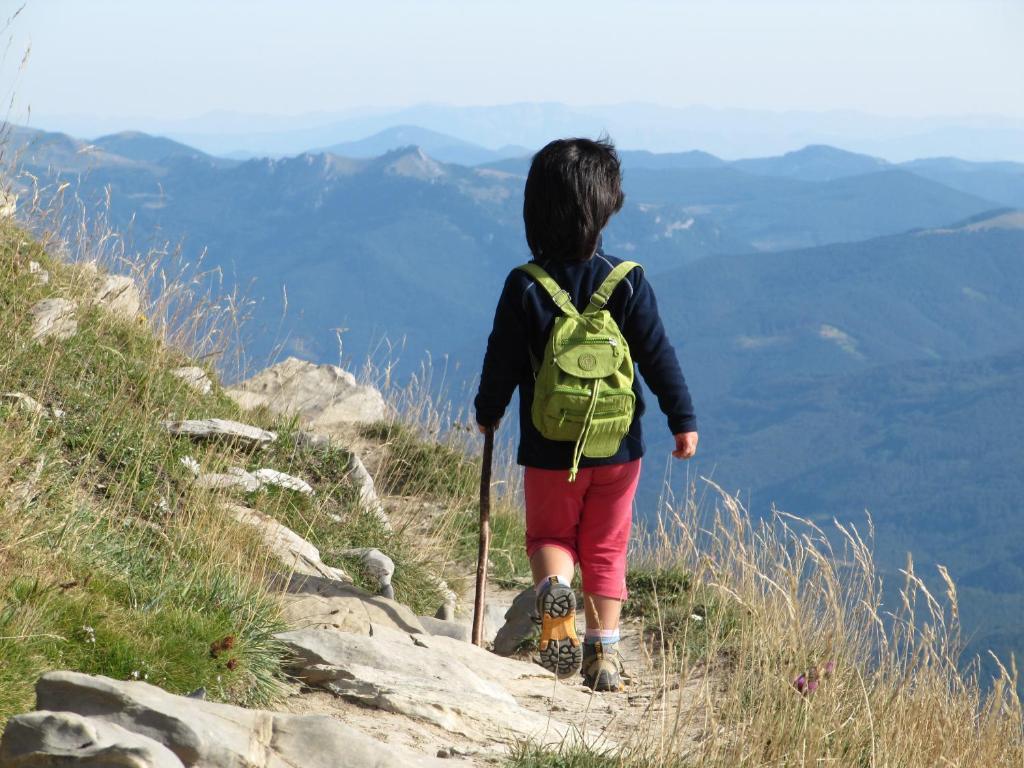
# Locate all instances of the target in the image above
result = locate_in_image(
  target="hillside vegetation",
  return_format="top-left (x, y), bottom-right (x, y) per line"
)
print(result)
top-left (1, 217), bottom-right (1022, 764)
top-left (0, 219), bottom-right (473, 722)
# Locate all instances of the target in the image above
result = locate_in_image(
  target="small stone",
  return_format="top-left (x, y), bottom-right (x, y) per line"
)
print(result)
top-left (338, 547), bottom-right (395, 597)
top-left (225, 356), bottom-right (387, 431)
top-left (419, 616), bottom-right (471, 643)
top-left (0, 190), bottom-right (16, 218)
top-left (346, 454), bottom-right (391, 529)
top-left (437, 747), bottom-right (450, 758)
top-left (30, 298), bottom-right (77, 341)
top-left (2, 392), bottom-right (45, 417)
top-left (170, 366), bottom-right (213, 394)
top-left (226, 505), bottom-right (350, 582)
top-left (94, 274), bottom-right (143, 319)
top-left (28, 260), bottom-right (50, 285)
top-left (295, 430), bottom-right (332, 449)
top-left (194, 470), bottom-right (261, 493)
top-left (162, 418), bottom-right (277, 444)
top-left (253, 468), bottom-right (314, 495)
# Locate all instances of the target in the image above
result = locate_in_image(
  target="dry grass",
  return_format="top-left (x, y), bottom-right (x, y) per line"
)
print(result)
top-left (515, 479), bottom-right (1024, 766)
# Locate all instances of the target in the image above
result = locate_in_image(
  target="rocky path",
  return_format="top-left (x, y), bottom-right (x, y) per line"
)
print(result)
top-left (0, 357), bottom-right (701, 767)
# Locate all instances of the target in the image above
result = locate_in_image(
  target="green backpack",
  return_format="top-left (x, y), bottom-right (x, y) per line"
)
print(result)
top-left (518, 261), bottom-right (640, 481)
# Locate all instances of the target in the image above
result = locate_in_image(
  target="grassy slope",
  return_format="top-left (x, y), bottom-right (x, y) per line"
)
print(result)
top-left (0, 222), bottom-right (469, 720)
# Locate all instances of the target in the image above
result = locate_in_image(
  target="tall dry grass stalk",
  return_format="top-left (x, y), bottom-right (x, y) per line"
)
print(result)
top-left (623, 478), bottom-right (1024, 766)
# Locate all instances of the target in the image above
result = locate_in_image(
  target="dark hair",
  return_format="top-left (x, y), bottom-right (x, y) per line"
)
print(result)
top-left (523, 137), bottom-right (625, 262)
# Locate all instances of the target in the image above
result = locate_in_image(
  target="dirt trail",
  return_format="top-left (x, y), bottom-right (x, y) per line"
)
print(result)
top-left (279, 574), bottom-right (704, 765)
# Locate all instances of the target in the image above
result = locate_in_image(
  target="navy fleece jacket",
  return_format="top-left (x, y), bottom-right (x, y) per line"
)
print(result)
top-left (474, 249), bottom-right (697, 469)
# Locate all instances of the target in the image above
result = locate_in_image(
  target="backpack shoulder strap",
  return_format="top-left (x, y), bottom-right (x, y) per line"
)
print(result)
top-left (585, 261), bottom-right (641, 315)
top-left (516, 263), bottom-right (580, 319)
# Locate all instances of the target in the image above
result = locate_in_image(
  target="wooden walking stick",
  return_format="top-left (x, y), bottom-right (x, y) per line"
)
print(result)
top-left (472, 425), bottom-right (495, 647)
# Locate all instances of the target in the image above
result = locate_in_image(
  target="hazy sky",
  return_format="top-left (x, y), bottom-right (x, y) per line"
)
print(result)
top-left (5, 0), bottom-right (1023, 122)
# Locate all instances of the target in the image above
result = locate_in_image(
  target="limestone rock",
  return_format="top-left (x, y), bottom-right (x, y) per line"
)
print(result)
top-left (226, 505), bottom-right (350, 582)
top-left (94, 274), bottom-right (143, 319)
top-left (276, 573), bottom-right (424, 635)
top-left (252, 468), bottom-right (314, 495)
top-left (277, 627), bottom-right (589, 742)
top-left (226, 357), bottom-right (387, 432)
top-left (170, 367), bottom-right (212, 395)
top-left (0, 709), bottom-right (184, 767)
top-left (162, 418), bottom-right (276, 445)
top-left (422, 603), bottom-right (504, 645)
top-left (8, 456), bottom-right (46, 508)
top-left (492, 587), bottom-right (540, 656)
top-left (418, 615), bottom-right (471, 643)
top-left (2, 392), bottom-right (45, 418)
top-left (28, 260), bottom-right (49, 286)
top-left (30, 299), bottom-right (77, 342)
top-left (3, 393), bottom-right (64, 422)
top-left (346, 453), bottom-right (390, 529)
top-left (184, 460), bottom-right (313, 496)
top-left (0, 190), bottom-right (16, 218)
top-left (338, 547), bottom-right (394, 598)
top-left (194, 469), bottom-right (261, 493)
top-left (294, 430), bottom-right (331, 450)
top-left (23, 671), bottom-right (445, 767)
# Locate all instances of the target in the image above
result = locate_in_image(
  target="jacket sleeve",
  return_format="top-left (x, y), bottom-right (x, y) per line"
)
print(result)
top-left (474, 272), bottom-right (529, 427)
top-left (622, 271), bottom-right (698, 435)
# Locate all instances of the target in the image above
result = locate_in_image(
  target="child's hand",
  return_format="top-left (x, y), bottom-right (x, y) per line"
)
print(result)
top-left (672, 432), bottom-right (699, 459)
top-left (478, 419), bottom-right (500, 434)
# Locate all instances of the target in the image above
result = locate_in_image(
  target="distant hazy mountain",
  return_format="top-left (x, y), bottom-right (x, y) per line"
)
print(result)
top-left (39, 102), bottom-right (1024, 162)
top-left (732, 144), bottom-right (890, 181)
top-left (322, 125), bottom-right (529, 166)
top-left (899, 157), bottom-right (1024, 209)
top-left (90, 131), bottom-right (223, 165)
top-left (4, 126), bottom-right (234, 174)
top-left (619, 149), bottom-right (726, 171)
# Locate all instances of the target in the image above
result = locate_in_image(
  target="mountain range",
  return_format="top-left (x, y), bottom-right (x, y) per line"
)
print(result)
top-left (36, 103), bottom-right (1024, 161)
top-left (6, 123), bottom-right (1024, 677)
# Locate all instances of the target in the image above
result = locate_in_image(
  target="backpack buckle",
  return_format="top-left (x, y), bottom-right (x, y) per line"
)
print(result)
top-left (551, 289), bottom-right (572, 309)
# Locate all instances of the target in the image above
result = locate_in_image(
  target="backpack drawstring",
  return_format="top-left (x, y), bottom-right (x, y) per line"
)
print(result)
top-left (569, 380), bottom-right (602, 482)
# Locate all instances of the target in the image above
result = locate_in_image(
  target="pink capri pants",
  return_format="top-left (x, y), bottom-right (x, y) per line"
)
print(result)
top-left (523, 459), bottom-right (641, 600)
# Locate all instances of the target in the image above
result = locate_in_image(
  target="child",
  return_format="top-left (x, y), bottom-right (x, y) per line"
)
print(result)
top-left (474, 137), bottom-right (698, 692)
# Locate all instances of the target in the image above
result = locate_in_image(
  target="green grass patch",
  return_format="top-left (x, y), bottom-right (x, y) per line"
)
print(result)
top-left (452, 502), bottom-right (532, 589)
top-left (507, 747), bottom-right (619, 768)
top-left (507, 740), bottom-right (658, 768)
top-left (623, 563), bottom-right (742, 663)
top-left (0, 482), bottom-right (286, 722)
top-left (360, 420), bottom-right (477, 501)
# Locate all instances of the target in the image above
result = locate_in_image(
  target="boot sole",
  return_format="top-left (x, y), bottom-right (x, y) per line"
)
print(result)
top-left (537, 583), bottom-right (582, 679)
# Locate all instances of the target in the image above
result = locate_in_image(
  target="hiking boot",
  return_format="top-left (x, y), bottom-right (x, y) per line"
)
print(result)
top-left (535, 576), bottom-right (582, 679)
top-left (582, 640), bottom-right (624, 692)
